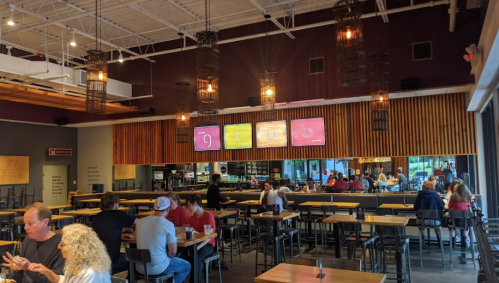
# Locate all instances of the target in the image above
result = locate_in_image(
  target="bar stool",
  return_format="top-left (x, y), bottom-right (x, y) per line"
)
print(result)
top-left (203, 228), bottom-right (223, 283)
top-left (447, 210), bottom-right (476, 268)
top-left (237, 204), bottom-right (256, 251)
top-left (280, 217), bottom-right (301, 259)
top-left (376, 225), bottom-right (411, 283)
top-left (254, 218), bottom-right (286, 275)
top-left (297, 205), bottom-right (320, 255)
top-left (125, 248), bottom-right (174, 283)
top-left (24, 186), bottom-right (35, 206)
top-left (416, 209), bottom-right (445, 267)
top-left (218, 208), bottom-right (242, 266)
top-left (337, 222), bottom-right (377, 272)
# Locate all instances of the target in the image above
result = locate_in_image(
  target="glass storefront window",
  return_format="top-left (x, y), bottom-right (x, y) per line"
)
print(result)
top-left (408, 156), bottom-right (433, 189)
top-left (283, 160), bottom-right (307, 183)
top-left (309, 160), bottom-right (321, 183)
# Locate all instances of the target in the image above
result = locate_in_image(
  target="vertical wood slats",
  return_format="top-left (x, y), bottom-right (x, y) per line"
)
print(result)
top-left (112, 93), bottom-right (477, 165)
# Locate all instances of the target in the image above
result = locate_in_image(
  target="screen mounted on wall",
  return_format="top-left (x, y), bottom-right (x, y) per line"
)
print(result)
top-left (291, 117), bottom-right (325, 146)
top-left (194, 126), bottom-right (221, 151)
top-left (256, 120), bottom-right (288, 148)
top-left (224, 123), bottom-right (253, 149)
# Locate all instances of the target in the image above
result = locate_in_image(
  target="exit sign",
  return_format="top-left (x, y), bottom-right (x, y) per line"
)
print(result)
top-left (48, 148), bottom-right (72, 156)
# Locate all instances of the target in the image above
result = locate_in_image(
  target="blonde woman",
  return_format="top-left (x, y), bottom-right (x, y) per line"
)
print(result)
top-left (376, 173), bottom-right (388, 192)
top-left (28, 224), bottom-right (111, 283)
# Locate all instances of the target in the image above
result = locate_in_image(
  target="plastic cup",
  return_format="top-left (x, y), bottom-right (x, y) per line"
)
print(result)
top-left (185, 227), bottom-right (193, 240)
top-left (204, 224), bottom-right (212, 235)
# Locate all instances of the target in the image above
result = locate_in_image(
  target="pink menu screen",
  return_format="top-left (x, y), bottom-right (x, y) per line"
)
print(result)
top-left (291, 117), bottom-right (325, 146)
top-left (194, 126), bottom-right (221, 151)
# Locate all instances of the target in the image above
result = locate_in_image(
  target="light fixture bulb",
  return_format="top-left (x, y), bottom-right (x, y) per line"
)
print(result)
top-left (118, 51), bottom-right (124, 63)
top-left (266, 88), bottom-right (273, 96)
top-left (70, 40), bottom-right (76, 47)
top-left (98, 71), bottom-right (104, 80)
top-left (181, 113), bottom-right (185, 120)
top-left (379, 96), bottom-right (383, 102)
top-left (346, 30), bottom-right (352, 39)
top-left (207, 83), bottom-right (212, 92)
top-left (7, 18), bottom-right (14, 26)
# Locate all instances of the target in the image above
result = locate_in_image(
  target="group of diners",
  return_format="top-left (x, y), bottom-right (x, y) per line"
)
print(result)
top-left (1, 191), bottom-right (218, 283)
top-left (414, 177), bottom-right (475, 248)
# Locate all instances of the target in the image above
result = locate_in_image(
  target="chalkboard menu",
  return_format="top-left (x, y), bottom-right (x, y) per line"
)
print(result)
top-left (228, 162), bottom-right (246, 176)
top-left (381, 161), bottom-right (394, 176)
top-left (246, 161), bottom-right (269, 175)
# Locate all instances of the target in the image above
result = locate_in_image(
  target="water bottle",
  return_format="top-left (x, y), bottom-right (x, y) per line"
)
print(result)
top-left (330, 195), bottom-right (333, 204)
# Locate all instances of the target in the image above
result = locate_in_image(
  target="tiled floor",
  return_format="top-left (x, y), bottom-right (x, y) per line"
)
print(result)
top-left (117, 241), bottom-right (479, 283)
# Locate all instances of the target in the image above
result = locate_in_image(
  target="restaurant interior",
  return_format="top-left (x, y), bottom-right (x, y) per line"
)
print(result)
top-left (0, 0), bottom-right (498, 282)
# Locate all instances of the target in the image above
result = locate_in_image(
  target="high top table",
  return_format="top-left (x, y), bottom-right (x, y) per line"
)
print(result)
top-left (254, 263), bottom-right (386, 283)
top-left (298, 201), bottom-right (360, 215)
top-left (62, 207), bottom-right (129, 224)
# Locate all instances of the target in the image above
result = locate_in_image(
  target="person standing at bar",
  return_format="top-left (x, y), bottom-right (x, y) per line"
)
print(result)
top-left (397, 169), bottom-right (409, 192)
top-left (441, 162), bottom-right (454, 192)
top-left (207, 174), bottom-right (230, 210)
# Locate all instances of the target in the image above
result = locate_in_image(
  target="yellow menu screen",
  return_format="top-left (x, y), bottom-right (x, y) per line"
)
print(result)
top-left (224, 123), bottom-right (253, 149)
top-left (256, 120), bottom-right (287, 148)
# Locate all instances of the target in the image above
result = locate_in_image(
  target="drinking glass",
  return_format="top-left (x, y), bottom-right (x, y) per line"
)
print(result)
top-left (204, 224), bottom-right (212, 235)
top-left (185, 227), bottom-right (193, 240)
top-left (0, 273), bottom-right (6, 283)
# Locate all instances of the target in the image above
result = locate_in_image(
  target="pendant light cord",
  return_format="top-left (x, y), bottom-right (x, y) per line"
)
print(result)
top-left (265, 17), bottom-right (269, 71)
top-left (205, 0), bottom-right (208, 31)
top-left (95, 0), bottom-right (97, 50)
top-left (180, 34), bottom-right (183, 82)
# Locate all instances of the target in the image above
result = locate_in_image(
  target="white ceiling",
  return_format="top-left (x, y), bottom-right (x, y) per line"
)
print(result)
top-left (0, 0), bottom-right (341, 63)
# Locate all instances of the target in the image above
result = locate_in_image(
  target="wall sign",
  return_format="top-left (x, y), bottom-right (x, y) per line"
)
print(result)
top-left (256, 120), bottom-right (287, 148)
top-left (0, 156), bottom-right (29, 185)
top-left (194, 126), bottom-right (221, 151)
top-left (224, 123), bottom-right (253, 149)
top-left (48, 148), bottom-right (73, 156)
top-left (291, 117), bottom-right (325, 146)
top-left (358, 157), bottom-right (392, 163)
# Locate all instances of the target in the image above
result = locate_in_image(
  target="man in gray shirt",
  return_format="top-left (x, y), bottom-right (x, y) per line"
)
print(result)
top-left (136, 197), bottom-right (191, 283)
top-left (397, 169), bottom-right (409, 192)
top-left (2, 203), bottom-right (64, 283)
top-left (441, 162), bottom-right (454, 191)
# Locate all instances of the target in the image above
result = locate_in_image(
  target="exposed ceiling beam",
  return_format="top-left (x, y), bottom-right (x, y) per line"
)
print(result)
top-left (376, 0), bottom-right (389, 23)
top-left (5, 2), bottom-right (156, 63)
top-left (274, 0), bottom-right (294, 18)
top-left (77, 0), bottom-right (448, 65)
top-left (2, 0), bottom-right (149, 37)
top-left (165, 0), bottom-right (219, 32)
top-left (127, 3), bottom-right (197, 41)
top-left (1, 40), bottom-right (84, 66)
top-left (248, 0), bottom-right (295, 39)
top-left (53, 0), bottom-right (155, 44)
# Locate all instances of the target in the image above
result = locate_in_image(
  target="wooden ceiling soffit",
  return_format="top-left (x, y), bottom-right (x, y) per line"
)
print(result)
top-left (0, 82), bottom-right (138, 114)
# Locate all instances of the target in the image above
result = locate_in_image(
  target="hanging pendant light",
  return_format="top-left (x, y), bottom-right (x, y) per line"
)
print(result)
top-left (69, 30), bottom-right (77, 47)
top-left (370, 53), bottom-right (389, 131)
top-left (176, 33), bottom-right (191, 143)
top-left (86, 0), bottom-right (107, 113)
top-left (260, 13), bottom-right (277, 121)
top-left (334, 0), bottom-right (366, 87)
top-left (196, 0), bottom-right (219, 126)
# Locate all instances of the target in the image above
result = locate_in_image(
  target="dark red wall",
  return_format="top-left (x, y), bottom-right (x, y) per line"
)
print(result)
top-left (0, 1), bottom-right (483, 124)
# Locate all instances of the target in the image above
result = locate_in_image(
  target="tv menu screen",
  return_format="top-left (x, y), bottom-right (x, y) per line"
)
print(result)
top-left (256, 120), bottom-right (288, 148)
top-left (224, 123), bottom-right (253, 149)
top-left (194, 126), bottom-right (221, 151)
top-left (291, 117), bottom-right (325, 146)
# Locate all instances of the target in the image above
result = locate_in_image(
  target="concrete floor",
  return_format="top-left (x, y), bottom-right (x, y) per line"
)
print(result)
top-left (116, 241), bottom-right (479, 283)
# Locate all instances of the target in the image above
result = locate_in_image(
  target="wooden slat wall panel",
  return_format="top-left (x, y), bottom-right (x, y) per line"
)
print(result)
top-left (112, 93), bottom-right (477, 165)
top-left (113, 121), bottom-right (164, 164)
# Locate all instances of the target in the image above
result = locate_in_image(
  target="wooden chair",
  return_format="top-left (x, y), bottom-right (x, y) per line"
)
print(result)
top-left (289, 258), bottom-right (318, 266)
top-left (67, 190), bottom-right (83, 206)
top-left (329, 258), bottom-right (362, 271)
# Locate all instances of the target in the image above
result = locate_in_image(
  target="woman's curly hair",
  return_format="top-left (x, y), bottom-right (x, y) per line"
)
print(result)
top-left (61, 224), bottom-right (111, 275)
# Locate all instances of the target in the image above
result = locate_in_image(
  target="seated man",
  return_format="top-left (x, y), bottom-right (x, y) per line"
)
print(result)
top-left (136, 197), bottom-right (191, 283)
top-left (260, 182), bottom-right (272, 203)
top-left (301, 178), bottom-right (318, 193)
top-left (268, 180), bottom-right (289, 212)
top-left (278, 179), bottom-right (292, 193)
top-left (186, 195), bottom-right (217, 283)
top-left (2, 203), bottom-right (65, 283)
top-left (333, 173), bottom-right (349, 192)
top-left (165, 192), bottom-right (190, 227)
top-left (92, 192), bottom-right (136, 275)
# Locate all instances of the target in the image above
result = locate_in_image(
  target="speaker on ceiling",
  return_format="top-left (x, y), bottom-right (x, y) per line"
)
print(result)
top-left (139, 107), bottom-right (155, 116)
top-left (54, 117), bottom-right (69, 126)
top-left (401, 78), bottom-right (420, 90)
top-left (248, 96), bottom-right (261, 107)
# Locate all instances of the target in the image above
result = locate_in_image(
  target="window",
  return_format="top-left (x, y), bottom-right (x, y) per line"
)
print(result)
top-left (408, 156), bottom-right (434, 190)
top-left (283, 160), bottom-right (308, 183)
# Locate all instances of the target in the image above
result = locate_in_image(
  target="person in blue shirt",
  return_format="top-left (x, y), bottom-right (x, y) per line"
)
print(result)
top-left (415, 181), bottom-right (445, 245)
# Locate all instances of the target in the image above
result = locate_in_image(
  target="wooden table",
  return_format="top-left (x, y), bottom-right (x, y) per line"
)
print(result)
top-left (238, 200), bottom-right (295, 206)
top-left (299, 201), bottom-right (360, 215)
top-left (15, 215), bottom-right (74, 223)
top-left (138, 209), bottom-right (237, 220)
top-left (254, 263), bottom-right (386, 283)
top-left (0, 211), bottom-right (17, 216)
top-left (122, 232), bottom-right (216, 283)
top-left (378, 203), bottom-right (415, 214)
top-left (62, 207), bottom-right (128, 223)
top-left (10, 205), bottom-right (71, 213)
top-left (0, 240), bottom-right (20, 247)
top-left (120, 199), bottom-right (155, 205)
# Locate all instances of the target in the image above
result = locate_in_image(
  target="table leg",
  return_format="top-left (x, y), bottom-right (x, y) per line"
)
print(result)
top-left (396, 249), bottom-right (402, 282)
top-left (334, 223), bottom-right (341, 258)
top-left (188, 243), bottom-right (199, 283)
top-left (349, 209), bottom-right (353, 215)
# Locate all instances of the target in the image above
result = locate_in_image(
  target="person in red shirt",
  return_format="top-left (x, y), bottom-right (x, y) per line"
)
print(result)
top-left (349, 175), bottom-right (362, 191)
top-left (186, 195), bottom-right (216, 283)
top-left (165, 192), bottom-right (190, 227)
top-left (447, 184), bottom-right (475, 248)
top-left (333, 173), bottom-right (349, 192)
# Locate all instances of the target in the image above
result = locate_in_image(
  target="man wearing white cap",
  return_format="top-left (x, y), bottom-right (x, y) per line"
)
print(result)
top-left (136, 197), bottom-right (191, 283)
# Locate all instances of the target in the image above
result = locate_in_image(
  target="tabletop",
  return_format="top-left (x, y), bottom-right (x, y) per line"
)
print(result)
top-left (250, 211), bottom-right (300, 221)
top-left (79, 198), bottom-right (127, 203)
top-left (120, 199), bottom-right (155, 205)
top-left (0, 240), bottom-right (20, 247)
top-left (0, 211), bottom-right (17, 216)
top-left (200, 200), bottom-right (237, 205)
top-left (387, 181), bottom-right (399, 187)
top-left (378, 204), bottom-right (415, 210)
top-left (16, 215), bottom-right (74, 223)
top-left (122, 232), bottom-right (217, 248)
top-left (238, 200), bottom-right (295, 206)
top-left (138, 209), bottom-right (237, 219)
top-left (62, 207), bottom-right (128, 216)
top-left (10, 205), bottom-right (72, 213)
top-left (322, 214), bottom-right (409, 226)
top-left (299, 201), bottom-right (360, 209)
top-left (254, 263), bottom-right (386, 283)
